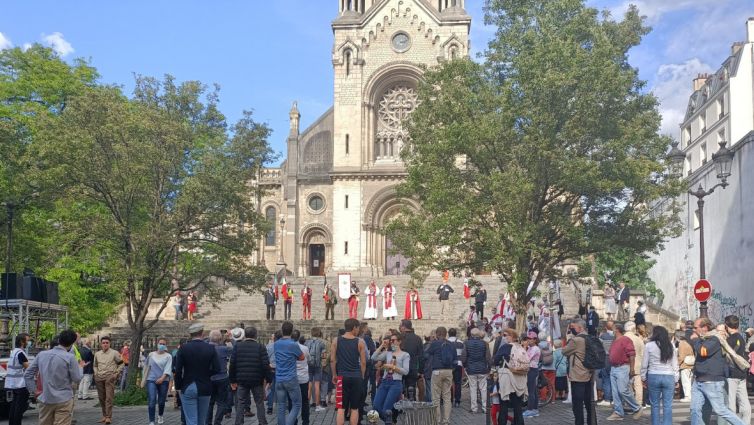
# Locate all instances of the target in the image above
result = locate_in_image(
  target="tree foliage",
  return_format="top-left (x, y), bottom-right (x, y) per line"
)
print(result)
top-left (386, 0), bottom-right (682, 318)
top-left (578, 248), bottom-right (661, 299)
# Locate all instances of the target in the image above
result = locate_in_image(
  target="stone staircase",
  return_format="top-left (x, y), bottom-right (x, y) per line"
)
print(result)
top-left (97, 275), bottom-right (506, 347)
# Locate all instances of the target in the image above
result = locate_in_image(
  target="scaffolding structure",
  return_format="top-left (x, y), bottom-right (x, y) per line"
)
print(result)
top-left (1, 298), bottom-right (69, 341)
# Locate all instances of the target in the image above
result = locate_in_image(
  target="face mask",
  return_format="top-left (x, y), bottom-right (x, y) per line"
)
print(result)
top-left (570, 328), bottom-right (578, 336)
top-left (26, 341), bottom-right (32, 349)
top-left (391, 344), bottom-right (399, 351)
top-left (158, 344), bottom-right (167, 352)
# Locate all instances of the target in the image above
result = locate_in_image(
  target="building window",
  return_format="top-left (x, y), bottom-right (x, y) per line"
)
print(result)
top-left (717, 97), bottom-right (724, 119)
top-left (265, 206), bottom-right (276, 246)
top-left (693, 209), bottom-right (700, 230)
top-left (685, 154), bottom-right (692, 176)
top-left (699, 113), bottom-right (706, 134)
top-left (344, 241), bottom-right (349, 255)
top-left (683, 126), bottom-right (691, 148)
top-left (345, 195), bottom-right (349, 209)
top-left (345, 50), bottom-right (351, 76)
top-left (309, 195), bottom-right (324, 211)
top-left (718, 129), bottom-right (725, 144)
top-left (346, 134), bottom-right (350, 155)
top-left (700, 143), bottom-right (707, 165)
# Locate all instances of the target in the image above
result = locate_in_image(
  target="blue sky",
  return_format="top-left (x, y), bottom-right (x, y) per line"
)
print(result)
top-left (1, 1), bottom-right (752, 161)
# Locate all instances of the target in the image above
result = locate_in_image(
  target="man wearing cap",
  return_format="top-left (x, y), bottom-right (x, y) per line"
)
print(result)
top-left (175, 323), bottom-right (222, 425)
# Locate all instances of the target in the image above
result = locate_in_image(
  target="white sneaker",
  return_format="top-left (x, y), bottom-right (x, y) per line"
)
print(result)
top-left (315, 406), bottom-right (326, 412)
top-left (157, 416), bottom-right (164, 424)
top-left (597, 400), bottom-right (612, 407)
top-left (149, 422), bottom-right (155, 425)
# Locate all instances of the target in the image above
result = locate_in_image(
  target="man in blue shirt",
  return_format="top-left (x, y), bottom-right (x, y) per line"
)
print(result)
top-left (274, 321), bottom-right (304, 425)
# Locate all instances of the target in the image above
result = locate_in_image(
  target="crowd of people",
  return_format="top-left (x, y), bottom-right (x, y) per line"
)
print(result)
top-left (6, 279), bottom-right (754, 425)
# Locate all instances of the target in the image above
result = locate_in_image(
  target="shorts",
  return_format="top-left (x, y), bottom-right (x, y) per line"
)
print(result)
top-left (335, 376), bottom-right (364, 411)
top-left (309, 366), bottom-right (323, 382)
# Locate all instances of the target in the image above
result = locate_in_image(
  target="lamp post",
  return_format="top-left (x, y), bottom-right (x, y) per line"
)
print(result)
top-left (667, 141), bottom-right (734, 318)
top-left (278, 217), bottom-right (286, 266)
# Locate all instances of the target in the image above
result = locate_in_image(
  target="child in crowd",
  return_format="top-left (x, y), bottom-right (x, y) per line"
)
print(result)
top-left (488, 371), bottom-right (500, 425)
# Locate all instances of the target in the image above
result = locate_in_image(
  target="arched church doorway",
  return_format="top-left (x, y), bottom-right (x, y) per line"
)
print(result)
top-left (385, 238), bottom-right (408, 275)
top-left (309, 244), bottom-right (325, 276)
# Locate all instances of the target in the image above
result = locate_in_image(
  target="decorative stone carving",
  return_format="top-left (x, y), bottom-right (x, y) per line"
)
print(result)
top-left (376, 86), bottom-right (419, 160)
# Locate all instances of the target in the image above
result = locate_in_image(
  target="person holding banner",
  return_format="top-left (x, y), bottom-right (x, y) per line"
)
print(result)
top-left (382, 282), bottom-right (398, 320)
top-left (364, 281), bottom-right (379, 320)
top-left (348, 281), bottom-right (360, 319)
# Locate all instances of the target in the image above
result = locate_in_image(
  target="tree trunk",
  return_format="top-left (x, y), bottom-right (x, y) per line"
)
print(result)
top-left (124, 327), bottom-right (145, 390)
top-left (513, 299), bottom-right (528, 335)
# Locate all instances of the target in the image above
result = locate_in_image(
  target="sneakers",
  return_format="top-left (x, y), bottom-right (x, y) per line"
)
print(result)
top-left (606, 413), bottom-right (624, 421)
top-left (597, 400), bottom-right (612, 407)
top-left (632, 408), bottom-right (643, 419)
top-left (149, 422), bottom-right (155, 425)
top-left (266, 408), bottom-right (273, 415)
top-left (522, 410), bottom-right (539, 417)
top-left (315, 406), bottom-right (326, 412)
top-left (157, 416), bottom-right (164, 424)
top-left (679, 398), bottom-right (691, 403)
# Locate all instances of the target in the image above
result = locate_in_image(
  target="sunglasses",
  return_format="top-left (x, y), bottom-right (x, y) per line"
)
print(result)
top-left (390, 339), bottom-right (399, 343)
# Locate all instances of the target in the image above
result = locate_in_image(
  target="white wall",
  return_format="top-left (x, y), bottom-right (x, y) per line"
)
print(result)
top-left (649, 132), bottom-right (754, 328)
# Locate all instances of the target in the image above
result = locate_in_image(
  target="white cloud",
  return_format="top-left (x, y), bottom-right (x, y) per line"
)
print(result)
top-left (21, 43), bottom-right (32, 51)
top-left (41, 32), bottom-right (74, 57)
top-left (652, 58), bottom-right (714, 138)
top-left (607, 0), bottom-right (723, 23)
top-left (0, 32), bottom-right (12, 50)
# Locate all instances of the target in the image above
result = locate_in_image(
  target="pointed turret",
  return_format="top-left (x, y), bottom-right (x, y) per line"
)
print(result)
top-left (289, 101), bottom-right (300, 137)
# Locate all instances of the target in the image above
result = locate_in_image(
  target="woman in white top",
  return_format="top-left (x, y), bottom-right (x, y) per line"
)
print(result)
top-left (640, 326), bottom-right (679, 425)
top-left (371, 334), bottom-right (410, 425)
top-left (141, 338), bottom-right (173, 425)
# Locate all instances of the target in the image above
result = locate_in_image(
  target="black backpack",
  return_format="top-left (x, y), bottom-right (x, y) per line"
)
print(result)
top-left (578, 334), bottom-right (607, 370)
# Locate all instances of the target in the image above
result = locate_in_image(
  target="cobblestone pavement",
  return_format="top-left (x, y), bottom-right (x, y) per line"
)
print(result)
top-left (12, 394), bottom-right (754, 424)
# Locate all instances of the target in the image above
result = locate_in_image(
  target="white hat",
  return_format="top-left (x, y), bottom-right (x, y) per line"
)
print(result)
top-left (231, 327), bottom-right (244, 341)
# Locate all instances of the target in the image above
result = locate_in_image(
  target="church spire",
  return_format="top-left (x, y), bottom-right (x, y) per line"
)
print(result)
top-left (289, 101), bottom-right (300, 137)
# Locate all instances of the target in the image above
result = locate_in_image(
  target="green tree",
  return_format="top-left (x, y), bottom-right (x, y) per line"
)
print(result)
top-left (36, 77), bottom-right (272, 386)
top-left (386, 0), bottom-right (682, 328)
top-left (0, 45), bottom-right (98, 273)
top-left (579, 248), bottom-right (662, 300)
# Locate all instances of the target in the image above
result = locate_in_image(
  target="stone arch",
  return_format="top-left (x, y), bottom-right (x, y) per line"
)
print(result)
top-left (299, 223), bottom-right (333, 276)
top-left (363, 62), bottom-right (423, 163)
top-left (363, 186), bottom-right (420, 275)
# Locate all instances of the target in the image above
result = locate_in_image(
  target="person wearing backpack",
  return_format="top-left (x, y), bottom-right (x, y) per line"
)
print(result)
top-left (689, 317), bottom-right (747, 425)
top-left (447, 328), bottom-right (465, 407)
top-left (562, 319), bottom-right (597, 425)
top-left (306, 328), bottom-right (326, 413)
top-left (493, 329), bottom-right (529, 425)
top-left (423, 327), bottom-right (457, 425)
top-left (724, 315), bottom-right (751, 425)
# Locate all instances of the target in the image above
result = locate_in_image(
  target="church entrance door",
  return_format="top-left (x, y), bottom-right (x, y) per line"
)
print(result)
top-left (385, 238), bottom-right (408, 275)
top-left (309, 244), bottom-right (325, 276)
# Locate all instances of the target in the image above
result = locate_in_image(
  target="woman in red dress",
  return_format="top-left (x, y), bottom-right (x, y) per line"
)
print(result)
top-left (187, 291), bottom-right (197, 320)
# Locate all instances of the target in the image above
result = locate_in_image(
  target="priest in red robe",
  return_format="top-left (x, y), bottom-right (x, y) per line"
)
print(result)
top-left (404, 288), bottom-right (423, 320)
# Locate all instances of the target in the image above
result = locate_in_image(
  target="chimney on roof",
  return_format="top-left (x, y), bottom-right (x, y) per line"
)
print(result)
top-left (747, 17), bottom-right (754, 43)
top-left (732, 41), bottom-right (744, 56)
top-left (692, 74), bottom-right (710, 92)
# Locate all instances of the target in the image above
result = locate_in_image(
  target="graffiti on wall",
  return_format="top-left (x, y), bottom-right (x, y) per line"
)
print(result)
top-left (668, 270), bottom-right (695, 321)
top-left (707, 290), bottom-right (753, 329)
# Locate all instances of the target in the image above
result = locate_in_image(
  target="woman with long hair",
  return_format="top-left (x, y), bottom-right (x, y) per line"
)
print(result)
top-left (640, 326), bottom-right (679, 425)
top-left (371, 333), bottom-right (410, 425)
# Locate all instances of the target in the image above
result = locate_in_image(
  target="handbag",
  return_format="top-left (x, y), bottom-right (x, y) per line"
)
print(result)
top-left (683, 355), bottom-right (695, 366)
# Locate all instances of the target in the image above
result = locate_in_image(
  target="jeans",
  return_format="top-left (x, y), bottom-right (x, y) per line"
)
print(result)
top-left (727, 377), bottom-right (751, 424)
top-left (373, 380), bottom-right (403, 424)
top-left (174, 305), bottom-right (182, 320)
top-left (571, 381), bottom-right (594, 425)
top-left (610, 365), bottom-right (640, 417)
top-left (147, 380), bottom-right (170, 422)
top-left (690, 380), bottom-right (746, 425)
top-left (276, 380), bottom-right (301, 425)
top-left (647, 374), bottom-right (674, 425)
top-left (78, 373), bottom-right (93, 399)
top-left (207, 379), bottom-right (230, 425)
top-left (235, 383), bottom-right (267, 425)
top-left (526, 368), bottom-right (539, 410)
top-left (284, 302), bottom-right (292, 320)
top-left (599, 367), bottom-right (612, 401)
top-left (424, 377), bottom-right (432, 402)
top-left (267, 376), bottom-right (276, 410)
top-left (468, 374), bottom-right (488, 413)
top-left (680, 368), bottom-right (693, 400)
top-left (181, 383), bottom-right (211, 425)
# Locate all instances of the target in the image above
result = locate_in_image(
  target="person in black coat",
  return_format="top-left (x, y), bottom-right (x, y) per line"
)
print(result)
top-left (586, 306), bottom-right (600, 336)
top-left (229, 327), bottom-right (271, 425)
top-left (616, 282), bottom-right (631, 321)
top-left (473, 285), bottom-right (487, 319)
top-left (174, 323), bottom-right (222, 425)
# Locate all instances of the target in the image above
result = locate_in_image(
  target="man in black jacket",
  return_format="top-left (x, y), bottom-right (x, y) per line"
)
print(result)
top-left (399, 319), bottom-right (423, 401)
top-left (264, 284), bottom-right (277, 320)
top-left (473, 285), bottom-right (487, 319)
top-left (616, 282), bottom-right (630, 321)
top-left (229, 327), bottom-right (271, 425)
top-left (175, 323), bottom-right (222, 425)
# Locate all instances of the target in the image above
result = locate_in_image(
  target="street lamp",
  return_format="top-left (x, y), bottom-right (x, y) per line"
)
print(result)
top-left (667, 140), bottom-right (735, 318)
top-left (278, 217), bottom-right (286, 265)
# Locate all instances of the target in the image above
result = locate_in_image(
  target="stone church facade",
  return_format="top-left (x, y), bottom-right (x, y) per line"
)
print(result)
top-left (256, 0), bottom-right (471, 277)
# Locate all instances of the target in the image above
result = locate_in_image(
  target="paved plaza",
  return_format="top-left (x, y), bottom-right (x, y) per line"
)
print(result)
top-left (11, 394), bottom-right (754, 425)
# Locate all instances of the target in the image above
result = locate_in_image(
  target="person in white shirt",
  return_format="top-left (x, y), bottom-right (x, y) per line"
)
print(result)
top-left (640, 326), bottom-right (679, 425)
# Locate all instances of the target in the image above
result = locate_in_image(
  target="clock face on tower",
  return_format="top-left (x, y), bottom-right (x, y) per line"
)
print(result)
top-left (391, 32), bottom-right (411, 52)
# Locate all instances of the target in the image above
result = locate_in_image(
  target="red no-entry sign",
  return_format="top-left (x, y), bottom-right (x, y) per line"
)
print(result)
top-left (694, 279), bottom-right (712, 302)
